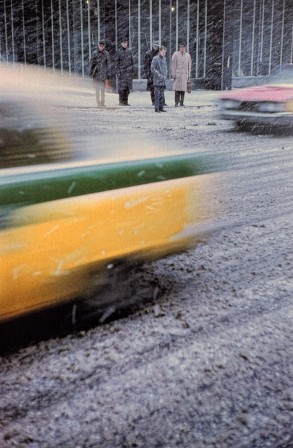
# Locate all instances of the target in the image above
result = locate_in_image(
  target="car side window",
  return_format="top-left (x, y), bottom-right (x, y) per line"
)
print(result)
top-left (0, 101), bottom-right (71, 169)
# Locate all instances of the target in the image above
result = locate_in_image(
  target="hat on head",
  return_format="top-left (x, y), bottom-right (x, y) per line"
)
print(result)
top-left (98, 40), bottom-right (105, 45)
top-left (179, 43), bottom-right (186, 47)
top-left (121, 37), bottom-right (128, 43)
top-left (152, 41), bottom-right (160, 47)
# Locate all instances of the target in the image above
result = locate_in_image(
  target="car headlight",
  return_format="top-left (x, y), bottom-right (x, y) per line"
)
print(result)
top-left (220, 99), bottom-right (241, 110)
top-left (257, 102), bottom-right (285, 113)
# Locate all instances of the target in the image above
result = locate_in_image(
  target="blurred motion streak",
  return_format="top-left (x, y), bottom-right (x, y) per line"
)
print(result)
top-left (0, 64), bottom-right (220, 321)
top-left (218, 64), bottom-right (293, 132)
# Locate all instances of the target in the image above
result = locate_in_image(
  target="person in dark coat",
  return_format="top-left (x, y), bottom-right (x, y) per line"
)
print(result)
top-left (89, 40), bottom-right (110, 107)
top-left (144, 42), bottom-right (159, 105)
top-left (151, 46), bottom-right (168, 113)
top-left (115, 38), bottom-right (135, 106)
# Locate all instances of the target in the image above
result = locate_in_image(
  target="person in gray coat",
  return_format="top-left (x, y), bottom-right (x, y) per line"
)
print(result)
top-left (89, 40), bottom-right (110, 107)
top-left (144, 42), bottom-right (159, 105)
top-left (151, 46), bottom-right (168, 113)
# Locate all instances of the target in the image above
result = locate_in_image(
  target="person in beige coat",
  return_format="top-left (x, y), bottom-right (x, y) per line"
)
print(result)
top-left (171, 44), bottom-right (192, 107)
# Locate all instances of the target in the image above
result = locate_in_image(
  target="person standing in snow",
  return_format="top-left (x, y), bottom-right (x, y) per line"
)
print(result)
top-left (89, 40), bottom-right (111, 107)
top-left (144, 42), bottom-right (160, 105)
top-left (115, 37), bottom-right (135, 106)
top-left (151, 46), bottom-right (168, 113)
top-left (171, 43), bottom-right (192, 107)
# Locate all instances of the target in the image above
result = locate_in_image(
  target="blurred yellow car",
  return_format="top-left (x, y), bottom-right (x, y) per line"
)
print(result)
top-left (0, 64), bottom-right (219, 321)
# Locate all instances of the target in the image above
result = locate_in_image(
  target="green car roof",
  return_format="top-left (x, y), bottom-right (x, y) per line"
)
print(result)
top-left (0, 153), bottom-right (211, 208)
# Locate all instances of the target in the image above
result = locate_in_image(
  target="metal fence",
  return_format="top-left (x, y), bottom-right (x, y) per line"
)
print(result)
top-left (0, 0), bottom-right (292, 79)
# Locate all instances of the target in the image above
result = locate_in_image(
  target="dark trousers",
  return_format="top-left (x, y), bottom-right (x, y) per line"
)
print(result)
top-left (119, 90), bottom-right (129, 105)
top-left (175, 91), bottom-right (185, 105)
top-left (154, 86), bottom-right (165, 111)
top-left (150, 86), bottom-right (155, 105)
top-left (147, 78), bottom-right (155, 104)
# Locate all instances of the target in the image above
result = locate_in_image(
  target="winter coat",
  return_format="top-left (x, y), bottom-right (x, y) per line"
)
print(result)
top-left (115, 48), bottom-right (135, 93)
top-left (89, 49), bottom-right (110, 82)
top-left (151, 55), bottom-right (168, 87)
top-left (171, 51), bottom-right (192, 91)
top-left (144, 48), bottom-right (159, 90)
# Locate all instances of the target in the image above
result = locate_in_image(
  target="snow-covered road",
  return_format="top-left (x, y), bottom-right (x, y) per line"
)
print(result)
top-left (1, 89), bottom-right (292, 448)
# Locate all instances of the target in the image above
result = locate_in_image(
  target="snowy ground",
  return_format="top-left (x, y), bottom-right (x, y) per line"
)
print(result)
top-left (1, 88), bottom-right (292, 448)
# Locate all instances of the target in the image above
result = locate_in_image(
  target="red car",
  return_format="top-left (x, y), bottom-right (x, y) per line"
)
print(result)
top-left (218, 64), bottom-right (293, 131)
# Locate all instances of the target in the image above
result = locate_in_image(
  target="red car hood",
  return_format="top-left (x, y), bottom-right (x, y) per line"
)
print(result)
top-left (220, 85), bottom-right (293, 102)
